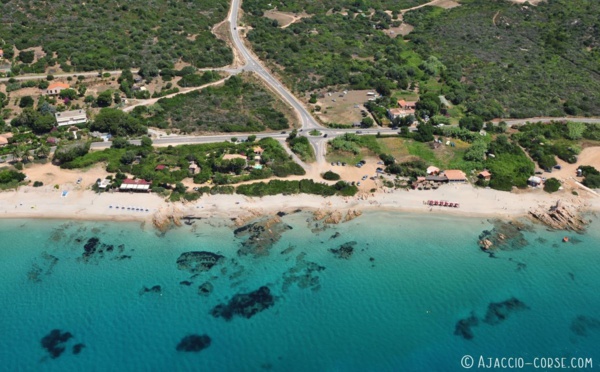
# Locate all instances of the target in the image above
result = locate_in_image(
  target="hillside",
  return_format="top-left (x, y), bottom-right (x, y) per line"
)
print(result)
top-left (0, 0), bottom-right (232, 73)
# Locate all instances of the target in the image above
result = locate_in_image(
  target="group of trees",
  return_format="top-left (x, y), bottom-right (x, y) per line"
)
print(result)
top-left (131, 75), bottom-right (291, 133)
top-left (405, 0), bottom-right (600, 118)
top-left (0, 0), bottom-right (232, 74)
top-left (91, 108), bottom-right (147, 137)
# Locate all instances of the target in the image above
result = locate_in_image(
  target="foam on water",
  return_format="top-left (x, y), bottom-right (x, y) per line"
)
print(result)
top-left (0, 213), bottom-right (599, 371)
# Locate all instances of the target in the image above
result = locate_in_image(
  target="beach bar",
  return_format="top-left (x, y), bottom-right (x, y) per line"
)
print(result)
top-left (120, 178), bottom-right (151, 192)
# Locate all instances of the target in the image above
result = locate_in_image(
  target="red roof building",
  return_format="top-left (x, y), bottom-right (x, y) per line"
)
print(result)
top-left (155, 164), bottom-right (167, 171)
top-left (120, 178), bottom-right (152, 192)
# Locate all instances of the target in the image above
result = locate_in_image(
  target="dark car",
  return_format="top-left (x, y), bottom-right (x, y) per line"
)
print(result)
top-left (324, 134), bottom-right (328, 138)
top-left (356, 130), bottom-right (363, 134)
top-left (281, 131), bottom-right (287, 134)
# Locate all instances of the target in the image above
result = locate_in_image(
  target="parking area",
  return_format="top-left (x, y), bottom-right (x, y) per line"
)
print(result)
top-left (326, 157), bottom-right (383, 191)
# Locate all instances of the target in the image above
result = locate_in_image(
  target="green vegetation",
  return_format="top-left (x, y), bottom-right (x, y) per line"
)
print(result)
top-left (0, 0), bottom-right (232, 73)
top-left (579, 166), bottom-right (600, 189)
top-left (286, 130), bottom-right (315, 161)
top-left (243, 2), bottom-right (428, 93)
top-left (59, 138), bottom-right (305, 188)
top-left (0, 169), bottom-right (26, 189)
top-left (131, 76), bottom-right (291, 133)
top-left (405, 0), bottom-right (600, 118)
top-left (329, 134), bottom-right (382, 155)
top-left (512, 121), bottom-right (600, 170)
top-left (322, 171), bottom-right (341, 181)
top-left (485, 135), bottom-right (535, 191)
top-left (544, 178), bottom-right (561, 193)
top-left (236, 179), bottom-right (358, 197)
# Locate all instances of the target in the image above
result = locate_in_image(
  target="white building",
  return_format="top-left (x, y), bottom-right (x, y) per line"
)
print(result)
top-left (55, 110), bottom-right (88, 127)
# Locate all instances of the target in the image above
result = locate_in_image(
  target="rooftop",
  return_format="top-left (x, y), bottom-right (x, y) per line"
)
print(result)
top-left (122, 178), bottom-right (152, 185)
top-left (47, 82), bottom-right (70, 91)
top-left (444, 169), bottom-right (467, 180)
top-left (55, 109), bottom-right (87, 119)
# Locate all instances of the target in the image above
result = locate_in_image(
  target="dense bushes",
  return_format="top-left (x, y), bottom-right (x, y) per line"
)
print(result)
top-left (322, 171), bottom-right (341, 181)
top-left (91, 108), bottom-right (147, 137)
top-left (54, 141), bottom-right (91, 164)
top-left (485, 136), bottom-right (534, 191)
top-left (135, 76), bottom-right (291, 133)
top-left (579, 166), bottom-right (600, 189)
top-left (0, 0), bottom-right (232, 73)
top-left (236, 179), bottom-right (357, 197)
top-left (543, 178), bottom-right (561, 193)
top-left (0, 170), bottom-right (26, 184)
top-left (286, 130), bottom-right (314, 161)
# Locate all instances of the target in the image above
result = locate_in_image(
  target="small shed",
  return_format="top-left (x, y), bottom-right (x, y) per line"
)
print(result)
top-left (478, 170), bottom-right (492, 181)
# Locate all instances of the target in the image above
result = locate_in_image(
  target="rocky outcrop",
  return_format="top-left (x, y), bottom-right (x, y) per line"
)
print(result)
top-left (152, 206), bottom-right (183, 232)
top-left (529, 200), bottom-right (587, 231)
top-left (477, 220), bottom-right (530, 252)
top-left (344, 209), bottom-right (362, 222)
top-left (198, 282), bottom-right (214, 297)
top-left (235, 216), bottom-right (292, 257)
top-left (313, 209), bottom-right (363, 225)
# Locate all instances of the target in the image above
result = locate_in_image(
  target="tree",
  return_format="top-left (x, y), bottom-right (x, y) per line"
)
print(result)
top-left (361, 117), bottom-right (374, 128)
top-left (31, 114), bottom-right (56, 134)
top-left (113, 92), bottom-right (122, 105)
top-left (96, 90), bottom-right (113, 107)
top-left (247, 135), bottom-right (257, 143)
top-left (111, 137), bottom-right (129, 149)
top-left (120, 151), bottom-right (136, 164)
top-left (35, 145), bottom-right (50, 159)
top-left (544, 178), bottom-right (561, 193)
top-left (92, 108), bottom-right (147, 136)
top-left (415, 123), bottom-right (434, 142)
top-left (174, 182), bottom-right (187, 194)
top-left (19, 96), bottom-right (35, 108)
top-left (140, 136), bottom-right (153, 148)
top-left (18, 51), bottom-right (35, 64)
top-left (59, 89), bottom-right (78, 100)
top-left (78, 85), bottom-right (87, 97)
top-left (567, 122), bottom-right (586, 140)
top-left (459, 116), bottom-right (484, 132)
top-left (54, 141), bottom-right (90, 163)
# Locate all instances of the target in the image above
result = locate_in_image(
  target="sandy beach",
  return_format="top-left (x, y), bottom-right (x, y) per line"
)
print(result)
top-left (1, 180), bottom-right (598, 226)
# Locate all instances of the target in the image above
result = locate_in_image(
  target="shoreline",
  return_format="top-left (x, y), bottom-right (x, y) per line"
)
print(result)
top-left (1, 183), bottom-right (598, 225)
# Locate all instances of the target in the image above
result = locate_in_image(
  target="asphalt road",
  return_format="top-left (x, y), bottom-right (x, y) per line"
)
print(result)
top-left (0, 70), bottom-right (130, 83)
top-left (228, 0), bottom-right (321, 131)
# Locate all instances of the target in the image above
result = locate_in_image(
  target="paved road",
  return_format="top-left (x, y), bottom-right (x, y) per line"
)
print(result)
top-left (0, 70), bottom-right (133, 83)
top-left (228, 0), bottom-right (322, 131)
top-left (496, 117), bottom-right (600, 126)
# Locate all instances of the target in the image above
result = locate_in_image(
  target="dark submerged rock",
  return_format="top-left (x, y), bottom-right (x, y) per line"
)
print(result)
top-left (41, 329), bottom-right (73, 359)
top-left (570, 315), bottom-right (600, 337)
top-left (282, 253), bottom-right (325, 292)
top-left (139, 285), bottom-right (162, 295)
top-left (180, 280), bottom-right (193, 286)
top-left (198, 282), bottom-right (214, 296)
top-left (454, 313), bottom-right (479, 340)
top-left (176, 251), bottom-right (225, 274)
top-left (483, 297), bottom-right (529, 325)
top-left (211, 286), bottom-right (275, 320)
top-left (329, 241), bottom-right (357, 259)
top-left (330, 232), bottom-right (341, 240)
top-left (176, 334), bottom-right (211, 352)
top-left (72, 343), bottom-right (85, 355)
top-left (478, 220), bottom-right (531, 252)
top-left (235, 217), bottom-right (292, 257)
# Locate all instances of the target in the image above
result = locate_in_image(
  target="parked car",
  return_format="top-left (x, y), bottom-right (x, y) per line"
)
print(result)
top-left (281, 131), bottom-right (287, 134)
top-left (553, 165), bottom-right (562, 170)
top-left (356, 130), bottom-right (363, 134)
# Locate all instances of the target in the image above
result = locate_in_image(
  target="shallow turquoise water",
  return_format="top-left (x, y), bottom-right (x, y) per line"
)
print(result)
top-left (0, 212), bottom-right (599, 371)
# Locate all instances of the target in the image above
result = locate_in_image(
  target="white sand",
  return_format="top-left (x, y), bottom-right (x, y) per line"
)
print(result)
top-left (1, 182), bottom-right (597, 224)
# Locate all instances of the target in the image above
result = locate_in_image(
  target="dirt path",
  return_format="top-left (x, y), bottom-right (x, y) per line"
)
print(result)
top-left (122, 78), bottom-right (228, 112)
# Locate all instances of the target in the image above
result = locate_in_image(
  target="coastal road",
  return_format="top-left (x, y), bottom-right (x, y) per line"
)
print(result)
top-left (496, 117), bottom-right (600, 126)
top-left (228, 0), bottom-right (322, 131)
top-left (0, 70), bottom-right (137, 83)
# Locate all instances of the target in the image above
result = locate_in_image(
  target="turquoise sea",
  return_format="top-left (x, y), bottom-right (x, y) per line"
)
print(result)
top-left (0, 212), bottom-right (599, 371)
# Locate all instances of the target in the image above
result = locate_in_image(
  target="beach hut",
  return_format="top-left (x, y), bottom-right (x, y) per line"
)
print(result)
top-left (478, 170), bottom-right (492, 181)
top-left (444, 170), bottom-right (467, 183)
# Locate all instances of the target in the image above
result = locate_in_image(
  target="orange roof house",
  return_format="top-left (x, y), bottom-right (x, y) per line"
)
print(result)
top-left (253, 146), bottom-right (264, 155)
top-left (46, 82), bottom-right (70, 95)
top-left (398, 99), bottom-right (417, 109)
top-left (444, 170), bottom-right (467, 182)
